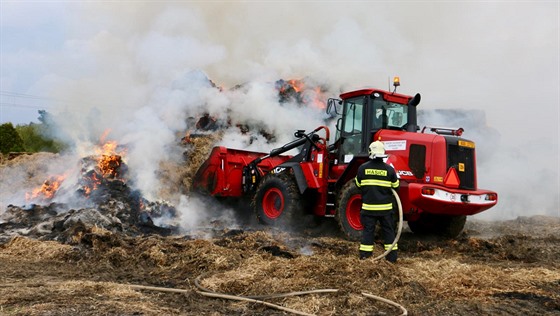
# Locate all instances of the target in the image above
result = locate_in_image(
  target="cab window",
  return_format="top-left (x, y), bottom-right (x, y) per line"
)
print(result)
top-left (340, 97), bottom-right (365, 159)
top-left (371, 98), bottom-right (408, 130)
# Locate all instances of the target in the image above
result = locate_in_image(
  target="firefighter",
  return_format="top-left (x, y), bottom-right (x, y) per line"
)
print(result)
top-left (355, 140), bottom-right (400, 262)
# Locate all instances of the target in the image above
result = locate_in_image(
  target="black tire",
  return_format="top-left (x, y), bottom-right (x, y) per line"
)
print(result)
top-left (408, 213), bottom-right (467, 238)
top-left (336, 181), bottom-right (363, 241)
top-left (252, 173), bottom-right (303, 226)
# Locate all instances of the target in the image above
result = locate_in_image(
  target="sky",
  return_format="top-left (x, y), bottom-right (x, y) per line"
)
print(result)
top-left (0, 1), bottom-right (558, 220)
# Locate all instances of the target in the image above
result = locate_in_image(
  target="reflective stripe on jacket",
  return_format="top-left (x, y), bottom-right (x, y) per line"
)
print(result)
top-left (355, 158), bottom-right (399, 211)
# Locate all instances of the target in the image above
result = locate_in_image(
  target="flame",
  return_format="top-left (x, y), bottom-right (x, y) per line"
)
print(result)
top-left (95, 139), bottom-right (119, 156)
top-left (94, 132), bottom-right (127, 179)
top-left (311, 87), bottom-right (327, 109)
top-left (25, 130), bottom-right (129, 202)
top-left (287, 79), bottom-right (304, 93)
top-left (98, 154), bottom-right (123, 178)
top-left (81, 171), bottom-right (103, 197)
top-left (95, 130), bottom-right (125, 157)
top-left (26, 175), bottom-right (66, 202)
top-left (277, 79), bottom-right (327, 109)
top-left (78, 132), bottom-right (128, 198)
top-left (298, 84), bottom-right (326, 110)
top-left (298, 85), bottom-right (327, 110)
top-left (277, 79), bottom-right (304, 95)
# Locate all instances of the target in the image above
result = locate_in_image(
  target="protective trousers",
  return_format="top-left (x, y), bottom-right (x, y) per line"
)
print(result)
top-left (359, 210), bottom-right (398, 263)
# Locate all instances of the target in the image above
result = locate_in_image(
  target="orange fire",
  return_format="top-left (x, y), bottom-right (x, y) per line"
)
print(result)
top-left (311, 87), bottom-right (327, 109)
top-left (26, 175), bottom-right (66, 202)
top-left (278, 79), bottom-right (327, 110)
top-left (287, 79), bottom-right (304, 93)
top-left (95, 132), bottom-right (127, 179)
top-left (25, 131), bottom-right (128, 202)
top-left (98, 154), bottom-right (123, 179)
top-left (81, 171), bottom-right (103, 197)
top-left (298, 86), bottom-right (327, 110)
top-left (77, 133), bottom-right (128, 198)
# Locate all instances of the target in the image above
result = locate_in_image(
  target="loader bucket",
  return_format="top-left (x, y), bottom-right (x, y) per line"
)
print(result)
top-left (192, 146), bottom-right (291, 197)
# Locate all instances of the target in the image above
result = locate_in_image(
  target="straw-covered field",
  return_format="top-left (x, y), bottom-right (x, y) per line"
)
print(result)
top-left (0, 215), bottom-right (559, 316)
top-left (1, 149), bottom-right (559, 315)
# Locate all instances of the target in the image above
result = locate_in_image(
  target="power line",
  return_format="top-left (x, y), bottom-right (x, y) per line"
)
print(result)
top-left (0, 102), bottom-right (50, 109)
top-left (0, 90), bottom-right (77, 106)
top-left (0, 90), bottom-right (103, 108)
top-left (0, 90), bottom-right (57, 101)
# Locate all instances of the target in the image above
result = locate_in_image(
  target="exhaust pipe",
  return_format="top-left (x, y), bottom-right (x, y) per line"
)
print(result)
top-left (406, 93), bottom-right (421, 133)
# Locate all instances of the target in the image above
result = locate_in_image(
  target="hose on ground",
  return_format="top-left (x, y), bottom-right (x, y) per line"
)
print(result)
top-left (362, 292), bottom-right (408, 316)
top-left (193, 273), bottom-right (337, 315)
top-left (194, 273), bottom-right (338, 300)
top-left (193, 272), bottom-right (338, 300)
top-left (195, 289), bottom-right (316, 316)
top-left (192, 272), bottom-right (408, 316)
top-left (1, 280), bottom-right (407, 315)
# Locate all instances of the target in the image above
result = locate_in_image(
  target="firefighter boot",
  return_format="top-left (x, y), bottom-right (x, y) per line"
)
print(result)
top-left (359, 251), bottom-right (372, 260)
top-left (386, 250), bottom-right (398, 263)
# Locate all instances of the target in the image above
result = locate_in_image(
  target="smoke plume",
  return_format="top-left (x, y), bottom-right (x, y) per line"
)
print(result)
top-left (1, 2), bottom-right (558, 226)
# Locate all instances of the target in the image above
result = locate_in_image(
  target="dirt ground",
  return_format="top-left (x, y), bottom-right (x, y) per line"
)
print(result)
top-left (0, 215), bottom-right (559, 316)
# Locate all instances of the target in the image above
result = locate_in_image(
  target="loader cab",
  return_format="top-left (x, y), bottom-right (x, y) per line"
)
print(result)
top-left (330, 89), bottom-right (413, 164)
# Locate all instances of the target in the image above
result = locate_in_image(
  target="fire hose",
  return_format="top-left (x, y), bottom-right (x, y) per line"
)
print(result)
top-left (126, 267), bottom-right (406, 316)
top-left (193, 270), bottom-right (407, 316)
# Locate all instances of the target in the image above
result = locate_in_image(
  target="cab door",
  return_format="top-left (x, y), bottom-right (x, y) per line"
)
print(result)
top-left (339, 96), bottom-right (366, 163)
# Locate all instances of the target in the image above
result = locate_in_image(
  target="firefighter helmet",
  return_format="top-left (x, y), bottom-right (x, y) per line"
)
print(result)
top-left (369, 141), bottom-right (388, 159)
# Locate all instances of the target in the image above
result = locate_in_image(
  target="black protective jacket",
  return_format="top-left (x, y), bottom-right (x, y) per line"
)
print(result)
top-left (355, 158), bottom-right (400, 212)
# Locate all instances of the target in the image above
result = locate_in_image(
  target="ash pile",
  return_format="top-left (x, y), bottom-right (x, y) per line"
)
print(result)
top-left (0, 151), bottom-right (178, 245)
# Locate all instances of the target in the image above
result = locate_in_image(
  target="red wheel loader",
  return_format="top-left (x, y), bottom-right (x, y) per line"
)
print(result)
top-left (192, 79), bottom-right (498, 239)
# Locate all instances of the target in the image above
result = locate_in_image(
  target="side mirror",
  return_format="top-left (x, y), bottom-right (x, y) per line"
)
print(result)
top-left (327, 98), bottom-right (342, 115)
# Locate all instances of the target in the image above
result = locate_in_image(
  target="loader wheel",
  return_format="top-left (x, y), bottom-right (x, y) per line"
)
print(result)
top-left (253, 173), bottom-right (303, 226)
top-left (336, 181), bottom-right (363, 241)
top-left (408, 213), bottom-right (467, 238)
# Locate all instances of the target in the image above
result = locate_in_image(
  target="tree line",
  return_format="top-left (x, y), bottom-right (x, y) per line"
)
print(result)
top-left (0, 110), bottom-right (65, 155)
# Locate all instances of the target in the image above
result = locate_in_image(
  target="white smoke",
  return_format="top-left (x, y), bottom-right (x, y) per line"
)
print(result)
top-left (418, 109), bottom-right (559, 219)
top-left (1, 2), bottom-right (558, 226)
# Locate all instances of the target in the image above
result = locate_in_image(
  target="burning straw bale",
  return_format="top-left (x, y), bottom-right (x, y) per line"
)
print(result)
top-left (1, 141), bottom-right (179, 239)
top-left (0, 152), bottom-right (61, 207)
